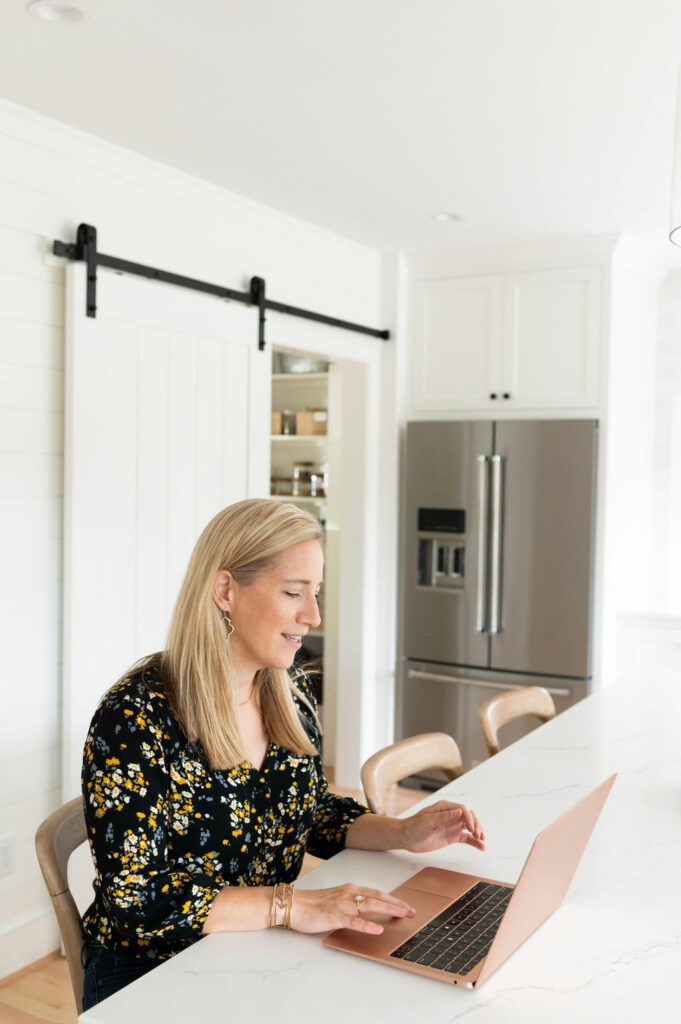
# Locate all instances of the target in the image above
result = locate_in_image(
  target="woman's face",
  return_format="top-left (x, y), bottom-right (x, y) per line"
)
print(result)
top-left (216, 539), bottom-right (323, 682)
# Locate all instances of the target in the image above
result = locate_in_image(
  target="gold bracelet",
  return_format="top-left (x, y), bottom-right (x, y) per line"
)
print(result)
top-left (270, 883), bottom-right (294, 928)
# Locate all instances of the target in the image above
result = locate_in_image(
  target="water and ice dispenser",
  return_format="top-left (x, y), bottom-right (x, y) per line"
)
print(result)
top-left (416, 508), bottom-right (466, 590)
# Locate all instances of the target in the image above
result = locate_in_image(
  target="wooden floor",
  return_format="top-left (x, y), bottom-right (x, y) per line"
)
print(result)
top-left (0, 781), bottom-right (425, 1023)
top-left (0, 954), bottom-right (78, 1024)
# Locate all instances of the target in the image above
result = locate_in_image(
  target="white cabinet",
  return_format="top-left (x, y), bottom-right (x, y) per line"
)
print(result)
top-left (410, 275), bottom-right (504, 411)
top-left (504, 268), bottom-right (601, 409)
top-left (410, 265), bottom-right (602, 414)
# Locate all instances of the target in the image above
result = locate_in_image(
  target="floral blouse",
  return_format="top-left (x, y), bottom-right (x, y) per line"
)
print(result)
top-left (81, 665), bottom-right (369, 961)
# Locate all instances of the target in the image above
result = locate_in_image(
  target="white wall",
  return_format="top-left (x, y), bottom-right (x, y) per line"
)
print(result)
top-left (597, 237), bottom-right (664, 683)
top-left (0, 98), bottom-right (383, 978)
top-left (653, 270), bottom-right (681, 610)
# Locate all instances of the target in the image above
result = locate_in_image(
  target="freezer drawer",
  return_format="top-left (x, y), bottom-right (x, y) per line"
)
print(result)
top-left (398, 660), bottom-right (586, 773)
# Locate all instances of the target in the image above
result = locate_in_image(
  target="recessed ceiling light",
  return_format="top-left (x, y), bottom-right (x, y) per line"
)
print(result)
top-left (432, 212), bottom-right (462, 223)
top-left (27, 0), bottom-right (88, 23)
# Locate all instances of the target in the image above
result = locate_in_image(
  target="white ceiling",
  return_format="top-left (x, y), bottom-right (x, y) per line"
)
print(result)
top-left (3, 0), bottom-right (681, 257)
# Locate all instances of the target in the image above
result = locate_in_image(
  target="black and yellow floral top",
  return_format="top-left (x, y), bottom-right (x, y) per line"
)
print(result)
top-left (81, 665), bottom-right (369, 961)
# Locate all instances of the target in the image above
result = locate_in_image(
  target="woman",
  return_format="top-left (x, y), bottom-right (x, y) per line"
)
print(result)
top-left (81, 499), bottom-right (485, 1009)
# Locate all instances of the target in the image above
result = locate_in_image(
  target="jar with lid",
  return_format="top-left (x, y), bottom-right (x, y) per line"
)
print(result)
top-left (292, 461), bottom-right (324, 497)
top-left (270, 476), bottom-right (294, 496)
top-left (281, 410), bottom-right (297, 435)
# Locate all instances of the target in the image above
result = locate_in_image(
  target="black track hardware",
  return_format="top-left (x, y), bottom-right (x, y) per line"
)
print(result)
top-left (53, 223), bottom-right (390, 352)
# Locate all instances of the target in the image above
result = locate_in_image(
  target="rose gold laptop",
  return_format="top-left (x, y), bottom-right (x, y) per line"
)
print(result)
top-left (324, 775), bottom-right (616, 988)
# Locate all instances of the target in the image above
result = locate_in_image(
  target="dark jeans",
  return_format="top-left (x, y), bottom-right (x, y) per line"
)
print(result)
top-left (81, 941), bottom-right (159, 1011)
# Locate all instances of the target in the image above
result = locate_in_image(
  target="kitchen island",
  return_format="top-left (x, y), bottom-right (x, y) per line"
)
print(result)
top-left (80, 671), bottom-right (681, 1022)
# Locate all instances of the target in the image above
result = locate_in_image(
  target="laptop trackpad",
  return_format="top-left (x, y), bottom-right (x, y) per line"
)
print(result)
top-left (323, 886), bottom-right (453, 959)
top-left (401, 867), bottom-right (479, 900)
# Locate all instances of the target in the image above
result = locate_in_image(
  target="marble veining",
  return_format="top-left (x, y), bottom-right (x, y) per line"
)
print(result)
top-left (80, 671), bottom-right (681, 1023)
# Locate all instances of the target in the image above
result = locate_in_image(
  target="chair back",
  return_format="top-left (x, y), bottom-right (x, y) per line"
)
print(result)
top-left (361, 732), bottom-right (463, 815)
top-left (478, 685), bottom-right (556, 757)
top-left (35, 796), bottom-right (88, 1009)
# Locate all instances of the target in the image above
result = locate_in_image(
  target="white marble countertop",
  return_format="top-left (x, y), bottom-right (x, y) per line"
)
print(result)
top-left (80, 671), bottom-right (681, 1023)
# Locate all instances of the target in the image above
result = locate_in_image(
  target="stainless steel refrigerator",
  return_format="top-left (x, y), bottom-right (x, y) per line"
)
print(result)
top-left (398, 419), bottom-right (598, 770)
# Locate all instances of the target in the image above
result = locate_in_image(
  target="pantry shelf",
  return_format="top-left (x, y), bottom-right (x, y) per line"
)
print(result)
top-left (270, 434), bottom-right (327, 443)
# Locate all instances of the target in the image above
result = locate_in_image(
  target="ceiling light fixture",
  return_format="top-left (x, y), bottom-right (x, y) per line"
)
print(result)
top-left (432, 212), bottom-right (462, 223)
top-left (27, 0), bottom-right (88, 24)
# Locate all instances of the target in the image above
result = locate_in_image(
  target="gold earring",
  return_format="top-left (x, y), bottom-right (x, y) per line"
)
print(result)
top-left (223, 612), bottom-right (234, 640)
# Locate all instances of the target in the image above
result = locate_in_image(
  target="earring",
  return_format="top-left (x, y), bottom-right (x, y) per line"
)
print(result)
top-left (223, 612), bottom-right (234, 640)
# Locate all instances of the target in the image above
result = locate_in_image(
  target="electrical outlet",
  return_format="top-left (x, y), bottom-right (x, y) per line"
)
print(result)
top-left (0, 834), bottom-right (17, 877)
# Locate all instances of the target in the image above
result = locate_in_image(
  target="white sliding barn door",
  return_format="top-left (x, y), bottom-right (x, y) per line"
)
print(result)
top-left (62, 263), bottom-right (268, 799)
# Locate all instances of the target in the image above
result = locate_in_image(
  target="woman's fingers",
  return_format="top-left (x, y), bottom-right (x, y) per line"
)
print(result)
top-left (346, 914), bottom-right (384, 935)
top-left (402, 800), bottom-right (487, 852)
top-left (457, 804), bottom-right (481, 838)
top-left (469, 809), bottom-right (486, 841)
top-left (339, 901), bottom-right (409, 933)
top-left (422, 802), bottom-right (472, 835)
top-left (342, 891), bottom-right (415, 934)
top-left (459, 807), bottom-right (481, 838)
top-left (354, 886), bottom-right (415, 913)
top-left (431, 800), bottom-right (486, 841)
top-left (291, 884), bottom-right (415, 934)
top-left (351, 894), bottom-right (415, 918)
top-left (344, 887), bottom-right (415, 924)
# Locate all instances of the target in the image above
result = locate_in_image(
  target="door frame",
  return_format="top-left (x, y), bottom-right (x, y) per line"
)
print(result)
top-left (263, 311), bottom-right (385, 787)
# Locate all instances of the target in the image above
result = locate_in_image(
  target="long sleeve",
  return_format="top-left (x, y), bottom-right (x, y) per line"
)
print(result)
top-left (304, 765), bottom-right (371, 859)
top-left (290, 671), bottom-right (371, 860)
top-left (81, 680), bottom-right (222, 956)
top-left (82, 668), bottom-right (374, 959)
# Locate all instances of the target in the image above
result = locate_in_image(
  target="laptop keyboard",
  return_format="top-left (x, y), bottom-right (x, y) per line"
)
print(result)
top-left (389, 881), bottom-right (513, 976)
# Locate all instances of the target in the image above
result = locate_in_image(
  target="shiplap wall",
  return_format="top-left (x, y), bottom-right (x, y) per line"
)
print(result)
top-left (0, 98), bottom-right (382, 978)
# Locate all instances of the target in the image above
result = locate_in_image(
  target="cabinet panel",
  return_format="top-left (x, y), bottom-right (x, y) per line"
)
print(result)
top-left (410, 276), bottom-right (504, 411)
top-left (408, 266), bottom-right (602, 415)
top-left (504, 267), bottom-right (601, 408)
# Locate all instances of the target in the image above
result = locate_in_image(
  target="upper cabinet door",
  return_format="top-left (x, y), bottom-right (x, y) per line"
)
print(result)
top-left (410, 276), bottom-right (505, 412)
top-left (502, 267), bottom-right (601, 409)
top-left (408, 265), bottom-right (602, 416)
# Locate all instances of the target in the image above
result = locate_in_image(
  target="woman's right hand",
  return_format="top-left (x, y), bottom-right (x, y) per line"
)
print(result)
top-left (290, 882), bottom-right (415, 935)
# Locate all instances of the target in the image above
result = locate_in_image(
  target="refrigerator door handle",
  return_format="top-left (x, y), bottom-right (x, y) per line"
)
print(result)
top-left (489, 454), bottom-right (504, 635)
top-left (476, 455), bottom-right (490, 633)
top-left (406, 669), bottom-right (572, 698)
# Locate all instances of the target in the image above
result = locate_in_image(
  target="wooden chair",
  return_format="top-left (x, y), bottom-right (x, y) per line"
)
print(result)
top-left (478, 686), bottom-right (556, 757)
top-left (35, 796), bottom-right (88, 1010)
top-left (361, 732), bottom-right (463, 815)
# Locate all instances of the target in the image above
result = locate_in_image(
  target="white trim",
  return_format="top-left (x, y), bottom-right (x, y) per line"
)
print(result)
top-left (264, 311), bottom-right (386, 788)
top-left (406, 235), bottom-right (619, 281)
top-left (618, 610), bottom-right (681, 629)
top-left (0, 905), bottom-right (51, 939)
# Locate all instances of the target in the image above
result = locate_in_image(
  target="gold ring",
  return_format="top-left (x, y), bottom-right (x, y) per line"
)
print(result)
top-left (354, 894), bottom-right (367, 914)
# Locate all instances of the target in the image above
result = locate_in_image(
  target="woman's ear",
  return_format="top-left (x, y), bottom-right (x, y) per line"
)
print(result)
top-left (212, 569), bottom-right (234, 612)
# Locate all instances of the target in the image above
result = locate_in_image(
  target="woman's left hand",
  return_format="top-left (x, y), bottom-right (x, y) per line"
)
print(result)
top-left (399, 800), bottom-right (486, 854)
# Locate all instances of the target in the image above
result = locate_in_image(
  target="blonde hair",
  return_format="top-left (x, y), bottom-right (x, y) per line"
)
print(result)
top-left (153, 499), bottom-right (323, 768)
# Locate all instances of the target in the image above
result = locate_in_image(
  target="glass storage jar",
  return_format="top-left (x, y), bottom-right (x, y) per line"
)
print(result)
top-left (281, 410), bottom-right (297, 435)
top-left (292, 461), bottom-right (323, 497)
